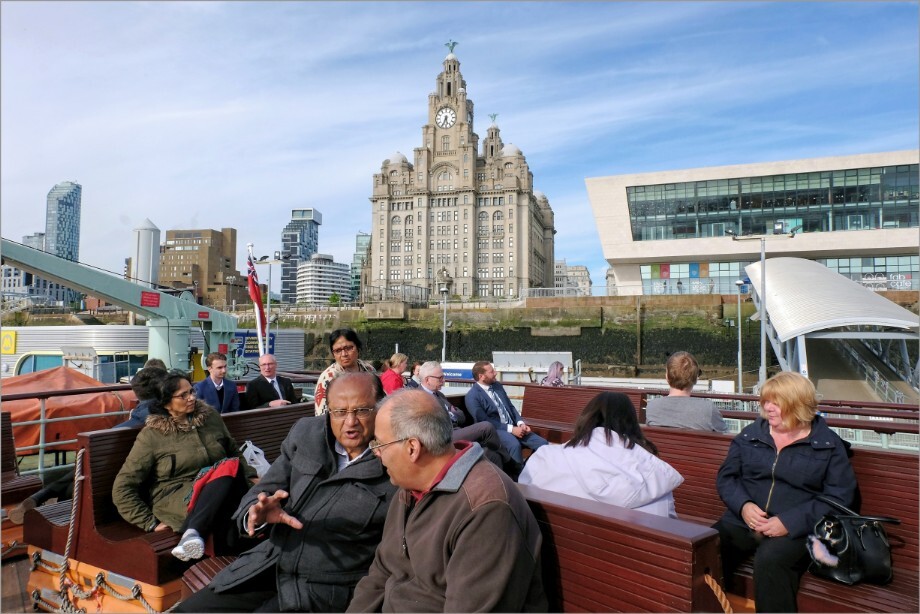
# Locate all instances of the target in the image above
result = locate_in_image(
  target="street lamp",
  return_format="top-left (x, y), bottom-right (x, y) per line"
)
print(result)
top-left (437, 267), bottom-right (453, 362)
top-left (734, 279), bottom-right (745, 394)
top-left (727, 224), bottom-right (801, 389)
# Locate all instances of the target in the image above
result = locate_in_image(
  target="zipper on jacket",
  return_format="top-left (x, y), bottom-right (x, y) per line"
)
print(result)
top-left (764, 448), bottom-right (781, 513)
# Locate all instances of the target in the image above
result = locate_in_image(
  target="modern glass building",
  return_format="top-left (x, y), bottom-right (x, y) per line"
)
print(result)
top-left (44, 181), bottom-right (82, 303)
top-left (351, 231), bottom-right (370, 301)
top-left (586, 151), bottom-right (919, 295)
top-left (280, 209), bottom-right (322, 304)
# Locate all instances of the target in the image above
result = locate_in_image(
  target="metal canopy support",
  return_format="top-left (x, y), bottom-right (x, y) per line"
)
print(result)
top-left (1, 238), bottom-right (237, 371)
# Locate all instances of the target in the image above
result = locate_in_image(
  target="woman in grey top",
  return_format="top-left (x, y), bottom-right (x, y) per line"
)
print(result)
top-left (645, 351), bottom-right (728, 432)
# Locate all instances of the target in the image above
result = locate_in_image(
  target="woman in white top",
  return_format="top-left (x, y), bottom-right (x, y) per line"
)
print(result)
top-left (519, 392), bottom-right (683, 517)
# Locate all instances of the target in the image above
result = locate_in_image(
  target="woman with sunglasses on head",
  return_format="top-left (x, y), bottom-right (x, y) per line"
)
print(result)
top-left (314, 328), bottom-right (376, 416)
top-left (113, 370), bottom-right (258, 561)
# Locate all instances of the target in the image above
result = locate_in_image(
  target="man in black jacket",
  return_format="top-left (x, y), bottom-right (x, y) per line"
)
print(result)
top-left (175, 372), bottom-right (397, 612)
top-left (245, 353), bottom-right (298, 409)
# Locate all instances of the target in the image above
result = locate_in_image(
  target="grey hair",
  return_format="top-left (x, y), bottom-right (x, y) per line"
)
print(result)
top-left (385, 389), bottom-right (453, 456)
top-left (418, 360), bottom-right (442, 379)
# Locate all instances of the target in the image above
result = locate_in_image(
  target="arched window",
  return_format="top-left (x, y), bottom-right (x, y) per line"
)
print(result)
top-left (438, 171), bottom-right (453, 181)
top-left (478, 211), bottom-right (489, 222)
top-left (493, 211), bottom-right (504, 221)
top-left (405, 215), bottom-right (413, 225)
top-left (391, 216), bottom-right (401, 225)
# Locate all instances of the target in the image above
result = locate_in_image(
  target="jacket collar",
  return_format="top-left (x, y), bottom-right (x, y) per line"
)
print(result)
top-left (745, 415), bottom-right (839, 450)
top-left (144, 400), bottom-right (211, 434)
top-left (431, 442), bottom-right (484, 493)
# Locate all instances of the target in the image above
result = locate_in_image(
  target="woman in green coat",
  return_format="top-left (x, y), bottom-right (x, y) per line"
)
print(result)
top-left (113, 370), bottom-right (257, 561)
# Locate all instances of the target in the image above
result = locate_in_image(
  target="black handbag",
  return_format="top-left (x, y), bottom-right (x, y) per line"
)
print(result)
top-left (806, 495), bottom-right (900, 585)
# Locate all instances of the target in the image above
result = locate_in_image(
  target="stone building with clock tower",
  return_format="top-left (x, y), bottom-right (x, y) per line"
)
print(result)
top-left (369, 46), bottom-right (555, 300)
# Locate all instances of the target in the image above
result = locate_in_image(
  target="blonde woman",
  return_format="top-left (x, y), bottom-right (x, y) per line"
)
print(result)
top-left (715, 371), bottom-right (856, 612)
top-left (380, 352), bottom-right (408, 395)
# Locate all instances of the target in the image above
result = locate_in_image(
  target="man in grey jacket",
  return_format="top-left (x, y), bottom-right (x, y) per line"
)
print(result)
top-left (175, 372), bottom-right (397, 612)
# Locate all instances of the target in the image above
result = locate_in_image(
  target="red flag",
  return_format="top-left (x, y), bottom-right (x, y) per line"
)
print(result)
top-left (248, 254), bottom-right (267, 335)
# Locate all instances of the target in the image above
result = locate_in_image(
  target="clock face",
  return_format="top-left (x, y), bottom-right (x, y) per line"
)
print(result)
top-left (435, 107), bottom-right (457, 129)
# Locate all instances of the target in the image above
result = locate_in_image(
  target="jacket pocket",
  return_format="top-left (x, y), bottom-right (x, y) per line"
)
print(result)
top-left (321, 483), bottom-right (386, 534)
top-left (289, 455), bottom-right (324, 506)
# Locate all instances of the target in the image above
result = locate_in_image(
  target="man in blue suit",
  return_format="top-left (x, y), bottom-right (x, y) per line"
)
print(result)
top-left (194, 352), bottom-right (240, 414)
top-left (464, 360), bottom-right (547, 466)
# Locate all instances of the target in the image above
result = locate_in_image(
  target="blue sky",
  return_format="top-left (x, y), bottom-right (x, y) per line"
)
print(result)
top-left (2, 1), bottom-right (918, 293)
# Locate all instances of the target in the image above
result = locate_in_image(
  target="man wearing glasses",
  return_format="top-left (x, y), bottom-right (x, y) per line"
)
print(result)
top-left (175, 372), bottom-right (397, 613)
top-left (314, 328), bottom-right (376, 416)
top-left (418, 361), bottom-right (518, 477)
top-left (245, 353), bottom-right (299, 409)
top-left (348, 389), bottom-right (546, 613)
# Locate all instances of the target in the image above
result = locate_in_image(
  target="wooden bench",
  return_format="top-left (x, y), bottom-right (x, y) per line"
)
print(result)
top-left (520, 483), bottom-right (724, 612)
top-left (2, 411), bottom-right (44, 559)
top-left (525, 412), bottom-right (919, 613)
top-left (23, 403), bottom-right (312, 586)
top-left (519, 383), bottom-right (648, 443)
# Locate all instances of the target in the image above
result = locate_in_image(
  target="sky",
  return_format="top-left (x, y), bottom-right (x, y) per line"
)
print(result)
top-left (2, 1), bottom-right (918, 294)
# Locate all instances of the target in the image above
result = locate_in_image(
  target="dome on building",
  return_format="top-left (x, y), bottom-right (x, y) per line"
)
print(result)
top-left (388, 151), bottom-right (408, 164)
top-left (445, 52), bottom-right (457, 61)
top-left (134, 218), bottom-right (159, 231)
top-left (502, 144), bottom-right (521, 156)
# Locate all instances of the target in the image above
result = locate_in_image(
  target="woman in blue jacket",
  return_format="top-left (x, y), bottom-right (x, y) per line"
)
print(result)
top-left (715, 371), bottom-right (857, 613)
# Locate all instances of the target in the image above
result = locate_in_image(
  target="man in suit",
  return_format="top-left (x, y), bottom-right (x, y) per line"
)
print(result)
top-left (194, 352), bottom-right (240, 414)
top-left (245, 353), bottom-right (299, 409)
top-left (465, 360), bottom-right (547, 466)
top-left (418, 361), bottom-right (518, 477)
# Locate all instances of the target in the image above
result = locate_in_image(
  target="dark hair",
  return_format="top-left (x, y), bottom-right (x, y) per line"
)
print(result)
top-left (144, 358), bottom-right (167, 370)
top-left (471, 360), bottom-right (491, 381)
top-left (566, 392), bottom-right (658, 456)
top-left (325, 371), bottom-right (385, 404)
top-left (130, 367), bottom-right (167, 401)
top-left (205, 352), bottom-right (227, 367)
top-left (328, 328), bottom-right (363, 353)
top-left (150, 370), bottom-right (193, 415)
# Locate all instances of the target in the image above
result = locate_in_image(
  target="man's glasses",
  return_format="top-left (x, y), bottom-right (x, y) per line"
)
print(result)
top-left (329, 407), bottom-right (374, 420)
top-left (172, 390), bottom-right (196, 400)
top-left (368, 437), bottom-right (409, 452)
top-left (332, 345), bottom-right (357, 356)
top-left (425, 375), bottom-right (445, 381)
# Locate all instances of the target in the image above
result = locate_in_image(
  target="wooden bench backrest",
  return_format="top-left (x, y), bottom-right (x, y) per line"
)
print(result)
top-left (519, 483), bottom-right (723, 612)
top-left (644, 426), bottom-right (920, 576)
top-left (79, 404), bottom-right (311, 530)
top-left (1, 412), bottom-right (18, 475)
top-left (521, 385), bottom-right (647, 424)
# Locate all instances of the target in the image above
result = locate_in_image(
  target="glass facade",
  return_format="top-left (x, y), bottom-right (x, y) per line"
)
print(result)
top-left (280, 209), bottom-right (322, 304)
top-left (44, 181), bottom-right (82, 303)
top-left (627, 164), bottom-right (918, 241)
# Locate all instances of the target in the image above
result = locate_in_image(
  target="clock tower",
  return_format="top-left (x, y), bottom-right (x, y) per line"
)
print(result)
top-left (369, 44), bottom-right (555, 301)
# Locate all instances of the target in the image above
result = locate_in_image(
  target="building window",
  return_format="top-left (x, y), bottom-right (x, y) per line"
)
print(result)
top-left (442, 136), bottom-right (450, 151)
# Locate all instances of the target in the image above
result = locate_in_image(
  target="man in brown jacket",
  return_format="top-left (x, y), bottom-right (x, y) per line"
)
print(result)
top-left (348, 389), bottom-right (546, 613)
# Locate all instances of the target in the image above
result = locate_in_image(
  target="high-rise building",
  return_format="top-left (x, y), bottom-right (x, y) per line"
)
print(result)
top-left (296, 253), bottom-right (353, 305)
top-left (44, 181), bottom-right (82, 303)
top-left (280, 209), bottom-right (322, 304)
top-left (369, 47), bottom-right (555, 300)
top-left (158, 228), bottom-right (244, 307)
top-left (351, 231), bottom-right (371, 302)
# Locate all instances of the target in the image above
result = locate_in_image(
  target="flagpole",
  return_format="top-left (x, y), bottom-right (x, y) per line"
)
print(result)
top-left (246, 243), bottom-right (265, 356)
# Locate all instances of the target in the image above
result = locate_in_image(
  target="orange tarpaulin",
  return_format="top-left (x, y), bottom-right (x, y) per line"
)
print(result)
top-left (2, 367), bottom-right (138, 455)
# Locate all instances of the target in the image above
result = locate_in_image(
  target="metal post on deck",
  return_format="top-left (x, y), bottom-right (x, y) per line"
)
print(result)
top-left (38, 397), bottom-right (47, 480)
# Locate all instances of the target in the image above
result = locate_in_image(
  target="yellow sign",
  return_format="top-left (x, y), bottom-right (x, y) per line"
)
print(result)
top-left (1, 331), bottom-right (16, 355)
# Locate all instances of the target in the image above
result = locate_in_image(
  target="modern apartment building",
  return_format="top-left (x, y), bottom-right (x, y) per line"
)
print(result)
top-left (369, 48), bottom-right (555, 300)
top-left (586, 151), bottom-right (919, 295)
top-left (158, 227), bottom-right (245, 307)
top-left (280, 208), bottom-right (322, 304)
top-left (296, 253), bottom-right (352, 305)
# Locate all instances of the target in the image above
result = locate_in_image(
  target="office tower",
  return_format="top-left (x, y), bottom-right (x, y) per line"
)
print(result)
top-left (351, 232), bottom-right (371, 302)
top-left (296, 253), bottom-right (353, 305)
top-left (158, 228), bottom-right (243, 306)
top-left (280, 209), bottom-right (322, 304)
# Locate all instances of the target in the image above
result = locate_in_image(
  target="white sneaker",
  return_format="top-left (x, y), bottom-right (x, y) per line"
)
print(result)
top-left (171, 534), bottom-right (205, 561)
